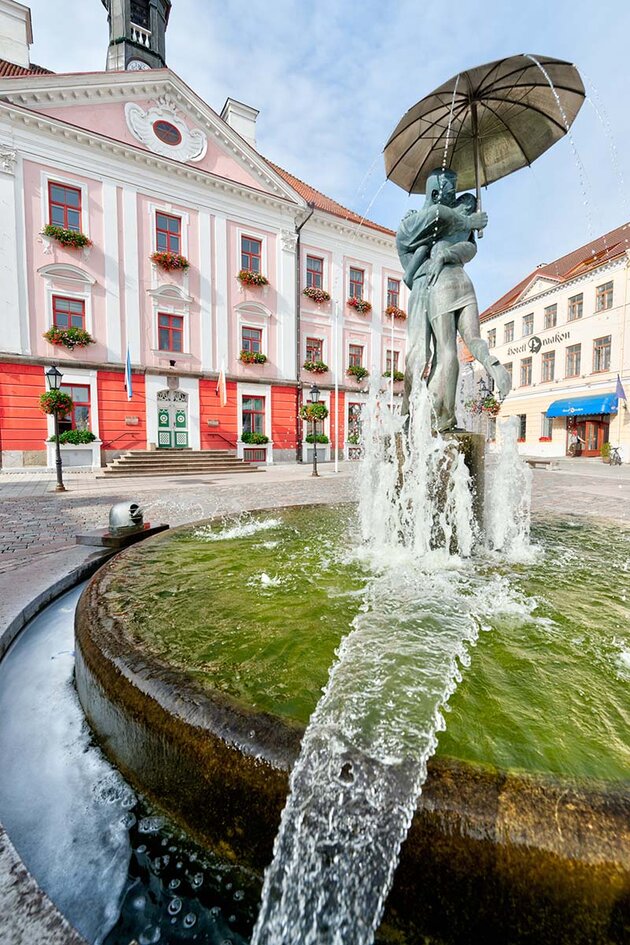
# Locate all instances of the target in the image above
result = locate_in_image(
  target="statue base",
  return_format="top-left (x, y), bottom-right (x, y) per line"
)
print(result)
top-left (447, 430), bottom-right (485, 525)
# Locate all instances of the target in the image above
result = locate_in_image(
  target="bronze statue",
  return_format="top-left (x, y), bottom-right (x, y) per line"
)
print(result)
top-left (397, 168), bottom-right (511, 432)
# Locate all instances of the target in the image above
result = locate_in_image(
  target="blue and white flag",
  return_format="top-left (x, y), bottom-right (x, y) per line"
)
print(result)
top-left (616, 374), bottom-right (626, 403)
top-left (125, 345), bottom-right (133, 401)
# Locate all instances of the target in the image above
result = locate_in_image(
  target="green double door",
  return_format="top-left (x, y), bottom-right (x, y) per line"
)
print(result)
top-left (157, 390), bottom-right (189, 449)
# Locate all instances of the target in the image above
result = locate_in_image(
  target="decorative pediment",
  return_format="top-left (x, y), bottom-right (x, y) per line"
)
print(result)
top-left (234, 300), bottom-right (272, 319)
top-left (125, 98), bottom-right (207, 163)
top-left (147, 284), bottom-right (193, 303)
top-left (516, 274), bottom-right (561, 303)
top-left (37, 263), bottom-right (95, 286)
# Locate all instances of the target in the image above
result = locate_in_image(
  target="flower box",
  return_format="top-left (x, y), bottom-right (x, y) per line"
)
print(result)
top-left (238, 269), bottom-right (269, 287)
top-left (240, 350), bottom-right (268, 365)
top-left (383, 370), bottom-right (404, 382)
top-left (241, 431), bottom-right (269, 444)
top-left (305, 433), bottom-right (329, 444)
top-left (385, 305), bottom-right (407, 320)
top-left (45, 438), bottom-right (101, 470)
top-left (539, 436), bottom-right (552, 442)
top-left (346, 365), bottom-right (369, 381)
top-left (303, 359), bottom-right (328, 374)
top-left (303, 286), bottom-right (330, 303)
top-left (150, 251), bottom-right (190, 272)
top-left (43, 326), bottom-right (94, 350)
top-left (347, 297), bottom-right (372, 315)
top-left (41, 224), bottom-right (92, 250)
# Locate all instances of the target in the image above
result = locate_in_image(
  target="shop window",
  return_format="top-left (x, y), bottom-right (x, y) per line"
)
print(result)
top-left (349, 267), bottom-right (364, 300)
top-left (522, 313), bottom-right (534, 336)
top-left (157, 313), bottom-right (183, 352)
top-left (504, 362), bottom-right (513, 385)
top-left (241, 236), bottom-right (262, 273)
top-left (541, 350), bottom-right (555, 382)
top-left (306, 256), bottom-right (323, 289)
top-left (241, 326), bottom-right (263, 353)
top-left (566, 343), bottom-right (581, 377)
top-left (385, 349), bottom-right (399, 373)
top-left (52, 296), bottom-right (85, 329)
top-left (541, 414), bottom-right (553, 439)
top-left (544, 304), bottom-right (557, 329)
top-left (593, 335), bottom-right (611, 373)
top-left (242, 396), bottom-right (265, 435)
top-left (487, 328), bottom-right (496, 348)
top-left (517, 414), bottom-right (527, 441)
top-left (520, 356), bottom-right (532, 386)
top-left (386, 278), bottom-right (400, 308)
top-left (348, 344), bottom-right (363, 367)
top-left (306, 337), bottom-right (323, 361)
top-left (156, 212), bottom-right (181, 254)
top-left (48, 182), bottom-right (82, 232)
top-left (568, 293), bottom-right (583, 321)
top-left (504, 321), bottom-right (514, 344)
top-left (595, 281), bottom-right (613, 312)
top-left (59, 384), bottom-right (90, 433)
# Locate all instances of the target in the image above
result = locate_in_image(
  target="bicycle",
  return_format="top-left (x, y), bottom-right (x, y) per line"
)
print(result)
top-left (609, 445), bottom-right (622, 466)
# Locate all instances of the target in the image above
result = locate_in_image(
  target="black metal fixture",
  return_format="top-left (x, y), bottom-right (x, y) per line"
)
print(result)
top-left (169, 360), bottom-right (176, 368)
top-left (46, 365), bottom-right (66, 492)
top-left (310, 382), bottom-right (320, 478)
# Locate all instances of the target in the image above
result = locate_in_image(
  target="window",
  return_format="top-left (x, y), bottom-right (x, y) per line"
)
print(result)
top-left (596, 281), bottom-right (613, 312)
top-left (306, 255), bottom-right (323, 289)
top-left (522, 313), bottom-right (534, 336)
top-left (52, 296), bottom-right (85, 329)
top-left (568, 293), bottom-right (583, 321)
top-left (566, 343), bottom-right (581, 377)
top-left (504, 362), bottom-right (513, 385)
top-left (517, 414), bottom-right (527, 441)
top-left (541, 414), bottom-right (553, 439)
top-left (48, 182), bottom-right (82, 232)
top-left (385, 349), bottom-right (399, 373)
top-left (242, 396), bottom-right (265, 435)
top-left (544, 304), bottom-right (557, 329)
top-left (156, 212), bottom-right (181, 254)
top-left (487, 328), bottom-right (496, 348)
top-left (504, 321), bottom-right (514, 344)
top-left (386, 278), bottom-right (400, 308)
top-left (59, 384), bottom-right (90, 434)
top-left (241, 326), bottom-right (263, 354)
top-left (348, 344), bottom-right (363, 367)
top-left (541, 350), bottom-right (555, 382)
top-left (593, 335), bottom-right (611, 373)
top-left (520, 356), bottom-right (532, 387)
top-left (348, 402), bottom-right (363, 440)
top-left (349, 267), bottom-right (364, 300)
top-left (241, 235), bottom-right (262, 273)
top-left (157, 313), bottom-right (183, 352)
top-left (306, 337), bottom-right (323, 361)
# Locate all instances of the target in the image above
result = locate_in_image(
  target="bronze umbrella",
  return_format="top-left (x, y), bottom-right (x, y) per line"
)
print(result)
top-left (384, 53), bottom-right (585, 205)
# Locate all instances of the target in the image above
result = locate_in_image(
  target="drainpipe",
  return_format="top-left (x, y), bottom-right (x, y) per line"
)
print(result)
top-left (295, 202), bottom-right (315, 462)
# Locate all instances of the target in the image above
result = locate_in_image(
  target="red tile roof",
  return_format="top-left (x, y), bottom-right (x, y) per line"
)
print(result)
top-left (481, 221), bottom-right (630, 320)
top-left (268, 160), bottom-right (395, 237)
top-left (0, 58), bottom-right (52, 77)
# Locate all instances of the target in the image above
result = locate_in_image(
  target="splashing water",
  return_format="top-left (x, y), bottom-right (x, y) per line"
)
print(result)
top-left (484, 417), bottom-right (534, 560)
top-left (250, 380), bottom-right (513, 945)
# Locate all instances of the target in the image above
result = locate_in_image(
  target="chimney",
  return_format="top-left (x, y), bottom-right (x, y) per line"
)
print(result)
top-left (0, 0), bottom-right (32, 69)
top-left (220, 98), bottom-right (259, 150)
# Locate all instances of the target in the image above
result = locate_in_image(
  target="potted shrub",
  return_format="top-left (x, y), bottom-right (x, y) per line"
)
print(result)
top-left (39, 389), bottom-right (73, 417)
top-left (43, 326), bottom-right (94, 350)
top-left (299, 402), bottom-right (329, 423)
top-left (382, 369), bottom-right (404, 382)
top-left (303, 359), bottom-right (328, 374)
top-left (305, 432), bottom-right (329, 444)
top-left (303, 286), bottom-right (330, 303)
top-left (41, 224), bottom-right (92, 250)
top-left (48, 429), bottom-right (96, 445)
top-left (240, 350), bottom-right (268, 365)
top-left (385, 305), bottom-right (406, 320)
top-left (150, 251), bottom-right (190, 272)
top-left (347, 297), bottom-right (372, 315)
top-left (346, 364), bottom-right (369, 381)
top-left (241, 431), bottom-right (269, 445)
top-left (601, 441), bottom-right (611, 464)
top-left (238, 269), bottom-right (269, 288)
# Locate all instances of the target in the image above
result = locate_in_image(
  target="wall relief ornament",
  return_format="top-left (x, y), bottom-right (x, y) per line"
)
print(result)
top-left (125, 100), bottom-right (207, 163)
top-left (0, 148), bottom-right (17, 175)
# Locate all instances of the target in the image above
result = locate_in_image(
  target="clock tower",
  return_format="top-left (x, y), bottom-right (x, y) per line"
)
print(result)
top-left (101, 0), bottom-right (171, 71)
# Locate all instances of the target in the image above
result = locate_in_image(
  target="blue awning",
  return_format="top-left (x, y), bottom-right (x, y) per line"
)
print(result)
top-left (546, 393), bottom-right (618, 417)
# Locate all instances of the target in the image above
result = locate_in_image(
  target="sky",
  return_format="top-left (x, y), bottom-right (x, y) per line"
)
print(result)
top-left (26, 0), bottom-right (630, 310)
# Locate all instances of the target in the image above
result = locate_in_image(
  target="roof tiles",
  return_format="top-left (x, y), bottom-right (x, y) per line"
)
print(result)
top-left (0, 59), bottom-right (52, 77)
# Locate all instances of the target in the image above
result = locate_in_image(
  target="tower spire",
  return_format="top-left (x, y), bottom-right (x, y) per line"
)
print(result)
top-left (101, 0), bottom-right (171, 72)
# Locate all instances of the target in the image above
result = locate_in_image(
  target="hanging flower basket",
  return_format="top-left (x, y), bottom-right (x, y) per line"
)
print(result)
top-left (41, 224), bottom-right (92, 250)
top-left (39, 389), bottom-right (73, 417)
top-left (241, 431), bottom-right (269, 444)
top-left (238, 269), bottom-right (269, 287)
top-left (299, 402), bottom-right (329, 422)
top-left (43, 326), bottom-right (94, 350)
top-left (382, 369), bottom-right (404, 382)
top-left (150, 251), bottom-right (190, 272)
top-left (303, 359), bottom-right (328, 374)
top-left (346, 364), bottom-right (369, 381)
top-left (464, 394), bottom-right (502, 417)
top-left (385, 305), bottom-right (407, 320)
top-left (347, 297), bottom-right (372, 315)
top-left (240, 350), bottom-right (267, 365)
top-left (303, 286), bottom-right (330, 303)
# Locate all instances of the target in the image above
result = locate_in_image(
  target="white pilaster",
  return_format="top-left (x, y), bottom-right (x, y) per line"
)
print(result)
top-left (102, 180), bottom-right (122, 362)
top-left (198, 209), bottom-right (213, 372)
top-left (278, 228), bottom-right (297, 379)
top-left (214, 213), bottom-right (228, 365)
top-left (331, 250), bottom-right (345, 382)
top-left (370, 263), bottom-right (383, 373)
top-left (122, 186), bottom-right (141, 361)
top-left (0, 148), bottom-right (22, 354)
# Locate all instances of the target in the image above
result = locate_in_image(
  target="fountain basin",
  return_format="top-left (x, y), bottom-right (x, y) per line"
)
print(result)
top-left (75, 506), bottom-right (630, 944)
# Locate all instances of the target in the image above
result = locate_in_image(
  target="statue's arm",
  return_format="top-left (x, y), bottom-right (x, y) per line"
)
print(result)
top-left (440, 239), bottom-right (477, 265)
top-left (403, 245), bottom-right (429, 289)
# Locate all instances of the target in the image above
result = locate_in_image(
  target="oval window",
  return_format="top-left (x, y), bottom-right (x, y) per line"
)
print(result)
top-left (152, 120), bottom-right (182, 146)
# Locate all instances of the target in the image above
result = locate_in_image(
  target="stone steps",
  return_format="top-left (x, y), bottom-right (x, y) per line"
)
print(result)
top-left (100, 450), bottom-right (263, 478)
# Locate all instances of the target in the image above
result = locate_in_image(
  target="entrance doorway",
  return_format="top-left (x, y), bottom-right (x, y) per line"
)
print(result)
top-left (157, 389), bottom-right (189, 448)
top-left (567, 416), bottom-right (609, 457)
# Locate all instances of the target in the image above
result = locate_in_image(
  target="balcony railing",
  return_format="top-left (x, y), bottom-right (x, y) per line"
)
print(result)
top-left (130, 23), bottom-right (151, 48)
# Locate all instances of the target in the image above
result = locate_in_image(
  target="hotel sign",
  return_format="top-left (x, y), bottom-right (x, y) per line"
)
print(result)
top-left (506, 330), bottom-right (570, 357)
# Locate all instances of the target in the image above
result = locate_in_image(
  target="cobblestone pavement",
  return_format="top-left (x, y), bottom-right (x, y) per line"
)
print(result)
top-left (0, 462), bottom-right (629, 574)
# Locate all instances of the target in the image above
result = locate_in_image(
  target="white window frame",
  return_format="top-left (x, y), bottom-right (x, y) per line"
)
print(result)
top-left (147, 284), bottom-right (193, 356)
top-left (40, 169), bottom-right (90, 238)
top-left (236, 226), bottom-right (268, 277)
top-left (42, 366), bottom-right (100, 440)
top-left (38, 264), bottom-right (95, 335)
top-left (235, 301), bottom-right (272, 359)
top-left (149, 202), bottom-right (190, 257)
top-left (304, 252), bottom-right (327, 290)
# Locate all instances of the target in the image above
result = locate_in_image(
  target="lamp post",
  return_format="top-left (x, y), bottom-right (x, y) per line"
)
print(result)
top-left (310, 382), bottom-right (320, 478)
top-left (46, 365), bottom-right (66, 492)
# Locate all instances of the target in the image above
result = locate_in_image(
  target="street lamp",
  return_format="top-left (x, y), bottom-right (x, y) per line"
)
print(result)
top-left (310, 382), bottom-right (320, 478)
top-left (46, 365), bottom-right (66, 492)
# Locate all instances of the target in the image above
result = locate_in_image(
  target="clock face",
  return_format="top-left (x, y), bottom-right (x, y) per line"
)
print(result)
top-left (127, 59), bottom-right (151, 71)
